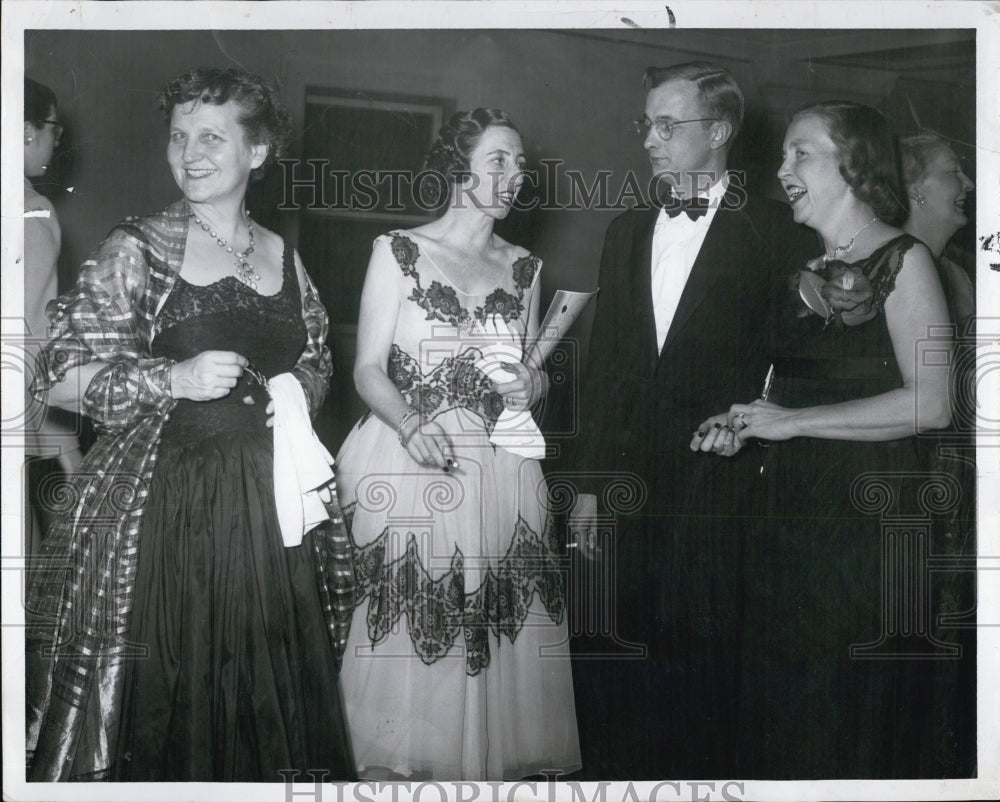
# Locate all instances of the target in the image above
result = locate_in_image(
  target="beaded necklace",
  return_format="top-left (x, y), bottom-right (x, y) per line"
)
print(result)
top-left (190, 210), bottom-right (262, 290)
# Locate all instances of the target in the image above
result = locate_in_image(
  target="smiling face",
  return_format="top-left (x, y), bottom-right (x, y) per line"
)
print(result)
top-left (460, 125), bottom-right (526, 218)
top-left (24, 104), bottom-right (60, 178)
top-left (911, 144), bottom-right (974, 235)
top-left (643, 78), bottom-right (726, 194)
top-left (778, 113), bottom-right (855, 230)
top-left (167, 99), bottom-right (267, 208)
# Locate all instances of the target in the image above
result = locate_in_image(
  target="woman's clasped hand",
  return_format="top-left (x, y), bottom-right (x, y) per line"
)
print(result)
top-left (494, 359), bottom-right (549, 411)
top-left (690, 399), bottom-right (799, 456)
top-left (170, 349), bottom-right (248, 400)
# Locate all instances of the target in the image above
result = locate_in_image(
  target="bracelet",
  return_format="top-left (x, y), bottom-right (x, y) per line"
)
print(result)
top-left (397, 409), bottom-right (422, 447)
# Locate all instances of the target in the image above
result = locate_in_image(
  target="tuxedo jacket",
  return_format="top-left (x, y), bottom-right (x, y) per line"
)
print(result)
top-left (572, 188), bottom-right (817, 520)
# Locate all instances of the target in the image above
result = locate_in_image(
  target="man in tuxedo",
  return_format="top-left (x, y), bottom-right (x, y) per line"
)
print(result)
top-left (567, 62), bottom-right (816, 779)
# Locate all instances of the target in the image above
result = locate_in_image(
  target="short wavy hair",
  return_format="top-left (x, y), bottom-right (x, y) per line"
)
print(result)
top-left (899, 131), bottom-right (955, 189)
top-left (642, 62), bottom-right (745, 142)
top-left (25, 77), bottom-right (57, 127)
top-left (792, 101), bottom-right (907, 226)
top-left (156, 67), bottom-right (292, 181)
top-left (422, 108), bottom-right (520, 205)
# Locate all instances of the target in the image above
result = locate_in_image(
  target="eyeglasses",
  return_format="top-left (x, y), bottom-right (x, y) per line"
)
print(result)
top-left (39, 119), bottom-right (64, 139)
top-left (633, 117), bottom-right (717, 141)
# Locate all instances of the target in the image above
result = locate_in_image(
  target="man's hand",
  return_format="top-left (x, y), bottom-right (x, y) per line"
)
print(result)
top-left (568, 492), bottom-right (602, 561)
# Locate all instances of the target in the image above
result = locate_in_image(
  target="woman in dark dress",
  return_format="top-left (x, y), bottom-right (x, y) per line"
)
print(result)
top-left (693, 102), bottom-right (957, 777)
top-left (900, 131), bottom-right (978, 775)
top-left (26, 68), bottom-right (355, 782)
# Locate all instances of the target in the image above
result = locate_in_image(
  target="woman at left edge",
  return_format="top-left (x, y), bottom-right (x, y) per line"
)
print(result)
top-left (25, 67), bottom-right (356, 782)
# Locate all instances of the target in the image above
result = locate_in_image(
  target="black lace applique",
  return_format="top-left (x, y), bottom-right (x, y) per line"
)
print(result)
top-left (511, 255), bottom-right (538, 291)
top-left (154, 271), bottom-right (298, 336)
top-left (390, 233), bottom-right (421, 276)
top-left (389, 344), bottom-right (505, 428)
top-left (344, 503), bottom-right (566, 676)
top-left (388, 232), bottom-right (538, 330)
top-left (478, 287), bottom-right (523, 323)
top-left (420, 281), bottom-right (473, 328)
top-left (856, 234), bottom-right (917, 309)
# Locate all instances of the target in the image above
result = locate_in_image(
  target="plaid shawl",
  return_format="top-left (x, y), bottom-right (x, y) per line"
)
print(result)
top-left (25, 199), bottom-right (340, 780)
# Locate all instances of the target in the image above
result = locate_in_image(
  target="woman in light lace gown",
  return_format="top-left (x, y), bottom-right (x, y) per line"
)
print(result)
top-left (336, 108), bottom-right (580, 781)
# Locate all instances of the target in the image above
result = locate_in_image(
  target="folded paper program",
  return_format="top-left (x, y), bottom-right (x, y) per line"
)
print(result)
top-left (270, 372), bottom-right (337, 546)
top-left (526, 288), bottom-right (598, 365)
top-left (475, 341), bottom-right (546, 459)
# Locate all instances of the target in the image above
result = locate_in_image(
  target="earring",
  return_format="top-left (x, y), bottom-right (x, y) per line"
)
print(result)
top-left (913, 191), bottom-right (926, 206)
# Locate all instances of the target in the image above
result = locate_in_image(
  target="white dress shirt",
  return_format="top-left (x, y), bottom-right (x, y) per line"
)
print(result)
top-left (650, 174), bottom-right (730, 353)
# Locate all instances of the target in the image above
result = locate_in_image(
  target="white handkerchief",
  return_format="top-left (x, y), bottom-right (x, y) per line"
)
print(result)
top-left (270, 373), bottom-right (336, 547)
top-left (475, 340), bottom-right (546, 460)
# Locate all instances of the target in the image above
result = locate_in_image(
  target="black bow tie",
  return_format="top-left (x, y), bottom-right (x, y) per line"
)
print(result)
top-left (661, 195), bottom-right (710, 221)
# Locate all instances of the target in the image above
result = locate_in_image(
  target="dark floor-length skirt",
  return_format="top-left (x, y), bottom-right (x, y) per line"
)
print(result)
top-left (115, 429), bottom-right (354, 781)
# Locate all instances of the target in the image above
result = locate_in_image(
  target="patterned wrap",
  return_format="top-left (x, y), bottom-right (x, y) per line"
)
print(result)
top-left (24, 199), bottom-right (338, 781)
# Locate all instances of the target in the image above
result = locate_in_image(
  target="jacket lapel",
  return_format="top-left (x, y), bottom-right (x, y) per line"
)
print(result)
top-left (632, 207), bottom-right (661, 375)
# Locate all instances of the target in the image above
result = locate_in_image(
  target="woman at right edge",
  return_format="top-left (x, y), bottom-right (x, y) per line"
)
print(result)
top-left (693, 101), bottom-right (964, 777)
top-left (899, 130), bottom-right (978, 775)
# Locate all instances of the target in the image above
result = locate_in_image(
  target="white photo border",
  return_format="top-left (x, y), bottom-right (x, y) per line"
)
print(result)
top-left (3, 2), bottom-right (998, 801)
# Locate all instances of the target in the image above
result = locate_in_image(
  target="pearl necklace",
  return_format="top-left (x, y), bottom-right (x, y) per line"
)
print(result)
top-left (823, 216), bottom-right (880, 264)
top-left (190, 210), bottom-right (261, 290)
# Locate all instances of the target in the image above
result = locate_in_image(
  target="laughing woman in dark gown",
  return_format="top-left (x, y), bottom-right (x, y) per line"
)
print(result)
top-left (693, 102), bottom-right (960, 778)
top-left (26, 68), bottom-right (355, 782)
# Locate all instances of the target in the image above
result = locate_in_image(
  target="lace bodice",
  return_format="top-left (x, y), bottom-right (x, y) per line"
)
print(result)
top-left (380, 232), bottom-right (540, 428)
top-left (153, 241), bottom-right (305, 444)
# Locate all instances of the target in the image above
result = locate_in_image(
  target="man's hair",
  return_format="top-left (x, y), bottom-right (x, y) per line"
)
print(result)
top-left (642, 62), bottom-right (744, 141)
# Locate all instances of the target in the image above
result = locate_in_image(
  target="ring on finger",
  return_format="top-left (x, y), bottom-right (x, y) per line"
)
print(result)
top-left (735, 412), bottom-right (748, 429)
